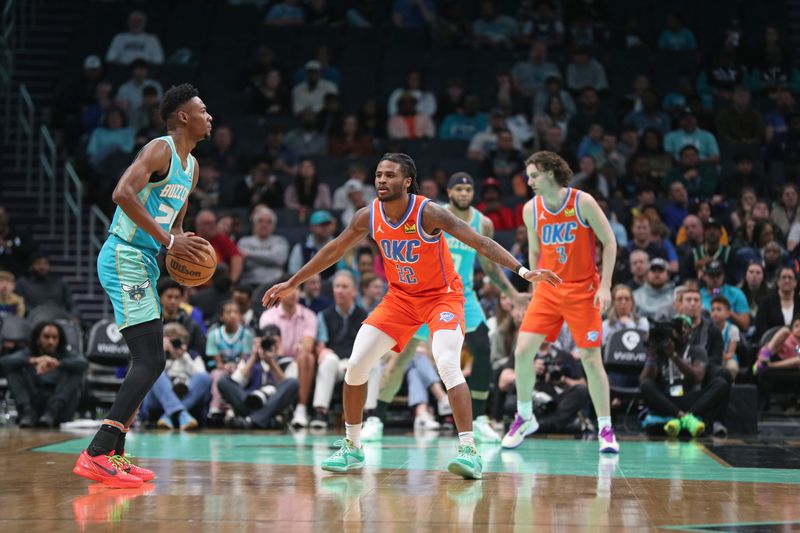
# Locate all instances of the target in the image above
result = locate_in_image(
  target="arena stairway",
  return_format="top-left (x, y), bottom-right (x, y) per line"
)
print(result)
top-left (2, 0), bottom-right (108, 324)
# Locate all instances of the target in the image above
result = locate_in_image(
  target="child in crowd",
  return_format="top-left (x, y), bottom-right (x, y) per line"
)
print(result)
top-left (206, 301), bottom-right (255, 420)
top-left (710, 296), bottom-right (740, 378)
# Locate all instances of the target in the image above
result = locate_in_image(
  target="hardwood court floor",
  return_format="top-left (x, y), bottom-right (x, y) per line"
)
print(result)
top-left (2, 429), bottom-right (800, 532)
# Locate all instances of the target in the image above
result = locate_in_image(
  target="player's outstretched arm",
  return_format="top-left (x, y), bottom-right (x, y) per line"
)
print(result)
top-left (262, 207), bottom-right (371, 308)
top-left (422, 202), bottom-right (560, 287)
top-left (579, 191), bottom-right (617, 312)
top-left (476, 214), bottom-right (529, 305)
top-left (112, 141), bottom-right (208, 261)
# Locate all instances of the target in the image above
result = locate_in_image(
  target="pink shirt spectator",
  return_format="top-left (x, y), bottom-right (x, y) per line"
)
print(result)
top-left (259, 303), bottom-right (317, 359)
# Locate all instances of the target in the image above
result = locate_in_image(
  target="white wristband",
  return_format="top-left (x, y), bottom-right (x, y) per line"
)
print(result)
top-left (517, 266), bottom-right (530, 278)
top-left (166, 234), bottom-right (175, 250)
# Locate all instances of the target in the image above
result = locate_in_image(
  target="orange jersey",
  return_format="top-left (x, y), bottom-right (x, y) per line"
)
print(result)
top-left (533, 187), bottom-right (597, 283)
top-left (370, 194), bottom-right (462, 297)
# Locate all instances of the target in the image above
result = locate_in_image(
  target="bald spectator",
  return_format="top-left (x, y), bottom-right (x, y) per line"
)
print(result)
top-left (628, 250), bottom-right (650, 290)
top-left (105, 10), bottom-right (164, 66)
top-left (237, 207), bottom-right (289, 290)
top-left (194, 210), bottom-right (243, 283)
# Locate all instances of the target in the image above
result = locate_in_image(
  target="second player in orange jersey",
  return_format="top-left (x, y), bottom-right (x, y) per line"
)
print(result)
top-left (263, 153), bottom-right (559, 480)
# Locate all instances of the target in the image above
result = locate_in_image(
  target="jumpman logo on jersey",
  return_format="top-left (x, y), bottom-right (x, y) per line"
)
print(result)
top-left (539, 212), bottom-right (546, 221)
top-left (376, 223), bottom-right (385, 234)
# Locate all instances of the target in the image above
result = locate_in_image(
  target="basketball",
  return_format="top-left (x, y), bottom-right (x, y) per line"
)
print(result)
top-left (165, 239), bottom-right (217, 287)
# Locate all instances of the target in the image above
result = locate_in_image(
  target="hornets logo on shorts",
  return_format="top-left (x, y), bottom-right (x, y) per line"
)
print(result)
top-left (121, 280), bottom-right (151, 302)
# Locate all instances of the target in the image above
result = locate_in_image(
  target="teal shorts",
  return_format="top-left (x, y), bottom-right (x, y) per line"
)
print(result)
top-left (413, 291), bottom-right (486, 341)
top-left (97, 234), bottom-right (161, 330)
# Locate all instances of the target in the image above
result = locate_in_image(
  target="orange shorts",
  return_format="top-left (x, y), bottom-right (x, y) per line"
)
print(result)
top-left (520, 274), bottom-right (603, 348)
top-left (363, 288), bottom-right (465, 353)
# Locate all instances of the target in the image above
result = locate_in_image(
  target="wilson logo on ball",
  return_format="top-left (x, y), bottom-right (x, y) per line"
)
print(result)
top-left (170, 258), bottom-right (202, 278)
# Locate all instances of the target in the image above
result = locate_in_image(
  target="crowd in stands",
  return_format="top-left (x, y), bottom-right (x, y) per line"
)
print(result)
top-left (5, 1), bottom-right (800, 436)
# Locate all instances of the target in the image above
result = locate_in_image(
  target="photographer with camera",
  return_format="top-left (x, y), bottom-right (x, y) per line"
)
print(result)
top-left (215, 324), bottom-right (300, 429)
top-left (495, 341), bottom-right (588, 434)
top-left (639, 316), bottom-right (729, 438)
top-left (141, 323), bottom-right (211, 430)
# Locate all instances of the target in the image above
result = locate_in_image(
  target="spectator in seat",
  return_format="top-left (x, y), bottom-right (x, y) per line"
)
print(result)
top-left (0, 321), bottom-right (87, 428)
top-left (482, 130), bottom-right (524, 183)
top-left (567, 87), bottom-right (616, 150)
top-left (310, 271), bottom-right (371, 428)
top-left (522, 1), bottom-right (564, 47)
top-left (700, 260), bottom-right (750, 331)
top-left (333, 163), bottom-right (376, 210)
top-left (16, 253), bottom-right (75, 316)
top-left (248, 68), bottom-right (290, 117)
top-left (771, 184), bottom-right (800, 238)
top-left (284, 159), bottom-right (332, 213)
top-left (627, 250), bottom-right (650, 290)
top-left (570, 155), bottom-right (609, 200)
top-left (603, 284), bottom-right (650, 341)
top-left (624, 89), bottom-right (671, 135)
top-left (300, 273), bottom-right (332, 314)
top-left (439, 94), bottom-right (488, 141)
top-left (565, 47), bottom-right (608, 93)
top-left (511, 41), bottom-right (561, 98)
top-left (115, 59), bottom-right (163, 126)
top-left (291, 61), bottom-right (338, 115)
top-left (194, 209), bottom-right (243, 284)
top-left (468, 107), bottom-right (522, 160)
top-left (288, 210), bottom-right (337, 280)
top-left (634, 258), bottom-right (675, 320)
top-left (533, 95), bottom-right (571, 151)
top-left (475, 177), bottom-right (515, 230)
top-left (0, 270), bottom-right (25, 317)
top-left (142, 323), bottom-right (211, 430)
top-left (721, 153), bottom-right (766, 199)
top-left (238, 207), bottom-right (289, 290)
top-left (639, 317), bottom-right (728, 438)
top-left (577, 122), bottom-right (604, 160)
top-left (664, 145), bottom-right (719, 199)
top-left (392, 0), bottom-right (436, 29)
top-left (740, 262), bottom-right (768, 321)
top-left (235, 161), bottom-right (284, 209)
top-left (189, 266), bottom-right (233, 327)
top-left (217, 324), bottom-right (300, 429)
top-left (358, 273), bottom-right (385, 313)
top-left (533, 76), bottom-right (576, 118)
top-left (264, 0), bottom-right (305, 26)
top-left (387, 92), bottom-right (435, 139)
top-left (680, 287), bottom-right (724, 369)
top-left (697, 51), bottom-right (747, 104)
top-left (715, 86), bottom-right (764, 145)
top-left (766, 112), bottom-right (800, 166)
top-left (622, 216), bottom-right (670, 272)
top-left (159, 278), bottom-right (206, 357)
top-left (710, 296), bottom-right (741, 379)
top-left (284, 108), bottom-right (327, 157)
top-left (657, 13), bottom-right (697, 51)
top-left (339, 179), bottom-right (369, 227)
top-left (328, 114), bottom-right (374, 157)
top-left (754, 266), bottom-right (800, 340)
top-left (292, 46), bottom-right (341, 87)
top-left (206, 300), bottom-right (255, 419)
top-left (259, 284), bottom-right (317, 428)
top-left (472, 1), bottom-right (518, 49)
top-left (764, 90), bottom-right (796, 142)
top-left (663, 182), bottom-right (690, 236)
top-left (690, 218), bottom-right (732, 283)
top-left (105, 10), bottom-right (164, 66)
top-left (664, 110), bottom-right (720, 163)
top-left (86, 106), bottom-right (135, 172)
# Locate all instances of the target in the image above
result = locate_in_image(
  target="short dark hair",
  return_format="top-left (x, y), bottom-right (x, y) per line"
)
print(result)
top-left (525, 151), bottom-right (573, 186)
top-left (157, 277), bottom-right (183, 296)
top-left (233, 283), bottom-right (252, 296)
top-left (711, 296), bottom-right (731, 310)
top-left (30, 321), bottom-right (67, 355)
top-left (679, 144), bottom-right (699, 156)
top-left (160, 83), bottom-right (199, 123)
top-left (379, 153), bottom-right (419, 194)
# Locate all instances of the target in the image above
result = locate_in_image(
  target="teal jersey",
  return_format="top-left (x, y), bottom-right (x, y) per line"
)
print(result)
top-left (444, 207), bottom-right (482, 295)
top-left (108, 135), bottom-right (194, 255)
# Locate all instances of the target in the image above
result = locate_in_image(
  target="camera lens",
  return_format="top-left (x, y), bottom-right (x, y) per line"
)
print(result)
top-left (170, 338), bottom-right (183, 349)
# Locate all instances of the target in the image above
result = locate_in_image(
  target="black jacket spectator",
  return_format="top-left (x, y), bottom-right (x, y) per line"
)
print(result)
top-left (754, 291), bottom-right (800, 341)
top-left (16, 254), bottom-right (76, 316)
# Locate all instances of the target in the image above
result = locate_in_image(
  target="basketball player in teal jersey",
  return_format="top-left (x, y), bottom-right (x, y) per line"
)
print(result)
top-left (363, 172), bottom-right (530, 443)
top-left (73, 84), bottom-right (213, 488)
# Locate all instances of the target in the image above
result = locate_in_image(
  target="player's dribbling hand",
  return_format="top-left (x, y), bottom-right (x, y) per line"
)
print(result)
top-left (523, 269), bottom-right (562, 287)
top-left (594, 286), bottom-right (612, 312)
top-left (262, 280), bottom-right (296, 308)
top-left (172, 233), bottom-right (211, 262)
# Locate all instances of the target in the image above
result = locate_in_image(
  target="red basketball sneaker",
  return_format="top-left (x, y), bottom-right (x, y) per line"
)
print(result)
top-left (109, 453), bottom-right (155, 482)
top-left (73, 450), bottom-right (143, 488)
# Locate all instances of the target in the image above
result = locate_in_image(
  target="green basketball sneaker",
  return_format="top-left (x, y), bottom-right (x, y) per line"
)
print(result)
top-left (680, 414), bottom-right (705, 438)
top-left (447, 444), bottom-right (483, 480)
top-left (663, 418), bottom-right (681, 438)
top-left (321, 438), bottom-right (365, 473)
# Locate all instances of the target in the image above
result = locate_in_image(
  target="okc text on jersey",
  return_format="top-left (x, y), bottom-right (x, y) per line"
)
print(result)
top-left (540, 222), bottom-right (578, 245)
top-left (379, 239), bottom-right (421, 263)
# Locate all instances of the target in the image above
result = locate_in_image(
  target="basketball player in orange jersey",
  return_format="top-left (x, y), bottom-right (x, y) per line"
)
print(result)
top-left (501, 151), bottom-right (620, 453)
top-left (264, 153), bottom-right (560, 479)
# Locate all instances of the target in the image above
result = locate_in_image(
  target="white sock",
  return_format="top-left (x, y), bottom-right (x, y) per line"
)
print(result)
top-left (458, 431), bottom-right (475, 448)
top-left (518, 400), bottom-right (533, 420)
top-left (295, 404), bottom-right (307, 415)
top-left (345, 423), bottom-right (362, 448)
top-left (598, 416), bottom-right (612, 431)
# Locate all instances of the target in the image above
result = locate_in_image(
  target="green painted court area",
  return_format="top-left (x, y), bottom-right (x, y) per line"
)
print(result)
top-left (34, 434), bottom-right (800, 485)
